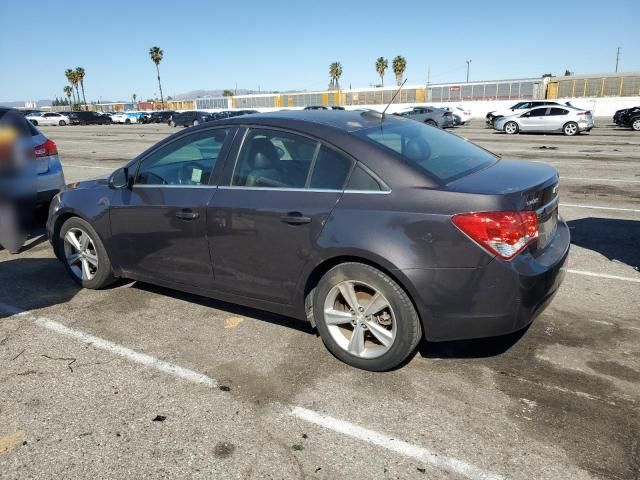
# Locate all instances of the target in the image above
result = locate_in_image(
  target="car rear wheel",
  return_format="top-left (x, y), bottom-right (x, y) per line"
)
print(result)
top-left (125, 118), bottom-right (131, 124)
top-left (59, 120), bottom-right (66, 126)
top-left (504, 121), bottom-right (519, 134)
top-left (632, 119), bottom-right (640, 131)
top-left (313, 263), bottom-right (422, 371)
top-left (563, 122), bottom-right (579, 136)
top-left (31, 120), bottom-right (38, 126)
top-left (58, 217), bottom-right (116, 289)
top-left (425, 119), bottom-right (437, 127)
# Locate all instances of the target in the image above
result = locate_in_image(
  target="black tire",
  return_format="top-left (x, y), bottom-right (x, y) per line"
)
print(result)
top-left (31, 120), bottom-right (38, 126)
top-left (425, 119), bottom-right (437, 127)
top-left (632, 118), bottom-right (640, 131)
top-left (59, 120), bottom-right (66, 126)
top-left (504, 121), bottom-right (519, 135)
top-left (58, 217), bottom-right (117, 289)
top-left (125, 118), bottom-right (131, 124)
top-left (313, 262), bottom-right (422, 371)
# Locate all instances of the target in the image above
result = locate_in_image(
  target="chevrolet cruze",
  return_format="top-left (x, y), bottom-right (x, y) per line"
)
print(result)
top-left (47, 110), bottom-right (569, 371)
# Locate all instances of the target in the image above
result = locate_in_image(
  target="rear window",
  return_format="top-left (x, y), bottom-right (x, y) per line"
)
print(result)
top-left (356, 121), bottom-right (497, 184)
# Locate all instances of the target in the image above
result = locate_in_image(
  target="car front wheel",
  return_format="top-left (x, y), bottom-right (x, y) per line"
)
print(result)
top-left (58, 217), bottom-right (117, 289)
top-left (504, 121), bottom-right (519, 134)
top-left (313, 262), bottom-right (422, 371)
top-left (59, 120), bottom-right (66, 126)
top-left (632, 119), bottom-right (640, 131)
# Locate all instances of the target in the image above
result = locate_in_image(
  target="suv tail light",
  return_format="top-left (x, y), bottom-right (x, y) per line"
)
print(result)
top-left (452, 211), bottom-right (538, 259)
top-left (34, 139), bottom-right (58, 158)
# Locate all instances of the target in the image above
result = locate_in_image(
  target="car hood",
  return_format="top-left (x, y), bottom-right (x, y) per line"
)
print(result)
top-left (67, 174), bottom-right (110, 190)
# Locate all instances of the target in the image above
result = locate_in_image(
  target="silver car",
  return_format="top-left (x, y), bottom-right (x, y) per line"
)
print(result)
top-left (394, 106), bottom-right (455, 128)
top-left (494, 105), bottom-right (594, 136)
top-left (27, 121), bottom-right (66, 205)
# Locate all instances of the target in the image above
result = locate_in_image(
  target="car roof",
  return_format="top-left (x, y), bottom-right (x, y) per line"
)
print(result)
top-left (215, 109), bottom-right (407, 133)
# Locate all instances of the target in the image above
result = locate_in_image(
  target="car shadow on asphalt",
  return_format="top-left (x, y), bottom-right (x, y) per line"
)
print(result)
top-left (567, 217), bottom-right (640, 270)
top-left (132, 282), bottom-right (317, 335)
top-left (0, 257), bottom-right (82, 319)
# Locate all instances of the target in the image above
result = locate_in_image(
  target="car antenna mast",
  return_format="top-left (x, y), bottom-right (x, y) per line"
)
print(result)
top-left (382, 79), bottom-right (407, 120)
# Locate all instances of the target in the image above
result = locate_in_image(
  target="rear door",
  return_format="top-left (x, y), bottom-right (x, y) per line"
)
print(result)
top-left (207, 127), bottom-right (353, 304)
top-left (519, 107), bottom-right (548, 131)
top-left (109, 127), bottom-right (234, 287)
top-left (546, 107), bottom-right (570, 131)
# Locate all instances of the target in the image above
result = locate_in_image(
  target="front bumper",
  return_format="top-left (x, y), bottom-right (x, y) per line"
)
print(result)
top-left (402, 219), bottom-right (570, 342)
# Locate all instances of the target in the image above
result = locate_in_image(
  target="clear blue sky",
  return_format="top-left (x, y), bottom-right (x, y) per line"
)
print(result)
top-left (1, 0), bottom-right (638, 102)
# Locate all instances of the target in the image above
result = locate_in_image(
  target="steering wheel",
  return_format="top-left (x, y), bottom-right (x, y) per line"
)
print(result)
top-left (178, 161), bottom-right (207, 185)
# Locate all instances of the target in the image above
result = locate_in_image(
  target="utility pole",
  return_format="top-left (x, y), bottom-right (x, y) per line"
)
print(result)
top-left (427, 65), bottom-right (431, 86)
top-left (615, 47), bottom-right (621, 72)
top-left (466, 60), bottom-right (472, 82)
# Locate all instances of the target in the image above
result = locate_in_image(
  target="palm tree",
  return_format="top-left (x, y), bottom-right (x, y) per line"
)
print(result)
top-left (75, 67), bottom-right (87, 107)
top-left (329, 61), bottom-right (343, 90)
top-left (64, 69), bottom-right (77, 104)
top-left (375, 57), bottom-right (388, 87)
top-left (63, 86), bottom-right (73, 106)
top-left (392, 55), bottom-right (407, 86)
top-left (149, 46), bottom-right (165, 109)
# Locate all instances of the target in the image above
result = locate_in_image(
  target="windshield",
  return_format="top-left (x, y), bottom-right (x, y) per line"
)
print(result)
top-left (356, 121), bottom-right (497, 184)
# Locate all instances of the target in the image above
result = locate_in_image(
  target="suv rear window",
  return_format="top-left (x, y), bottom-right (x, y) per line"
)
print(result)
top-left (357, 121), bottom-right (497, 184)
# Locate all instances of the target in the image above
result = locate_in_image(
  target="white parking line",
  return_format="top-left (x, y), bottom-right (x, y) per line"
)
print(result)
top-left (289, 406), bottom-right (504, 480)
top-left (62, 164), bottom-right (113, 170)
top-left (560, 203), bottom-right (640, 213)
top-left (562, 177), bottom-right (640, 184)
top-left (563, 268), bottom-right (640, 283)
top-left (0, 304), bottom-right (503, 480)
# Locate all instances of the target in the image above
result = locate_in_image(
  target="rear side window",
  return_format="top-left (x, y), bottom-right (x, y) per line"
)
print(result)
top-left (346, 164), bottom-right (385, 191)
top-left (357, 121), bottom-right (497, 184)
top-left (549, 108), bottom-right (569, 116)
top-left (309, 146), bottom-right (352, 190)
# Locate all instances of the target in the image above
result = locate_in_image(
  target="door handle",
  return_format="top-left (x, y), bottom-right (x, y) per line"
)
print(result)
top-left (281, 212), bottom-right (312, 225)
top-left (175, 209), bottom-right (199, 220)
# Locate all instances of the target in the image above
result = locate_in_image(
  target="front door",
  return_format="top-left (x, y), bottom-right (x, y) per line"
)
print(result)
top-left (109, 127), bottom-right (233, 287)
top-left (207, 127), bottom-right (353, 304)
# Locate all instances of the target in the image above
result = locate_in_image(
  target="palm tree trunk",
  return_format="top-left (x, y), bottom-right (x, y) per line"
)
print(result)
top-left (75, 85), bottom-right (81, 105)
top-left (156, 64), bottom-right (164, 109)
top-left (80, 81), bottom-right (87, 109)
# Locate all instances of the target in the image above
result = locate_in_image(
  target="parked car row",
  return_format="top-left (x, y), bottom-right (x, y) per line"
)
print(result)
top-left (170, 110), bottom-right (259, 127)
top-left (613, 106), bottom-right (640, 131)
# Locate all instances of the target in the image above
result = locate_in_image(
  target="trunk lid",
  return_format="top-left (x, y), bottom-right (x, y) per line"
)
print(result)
top-left (447, 159), bottom-right (560, 251)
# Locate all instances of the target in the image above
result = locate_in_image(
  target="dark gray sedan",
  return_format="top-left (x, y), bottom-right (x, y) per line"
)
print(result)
top-left (47, 110), bottom-right (569, 371)
top-left (393, 106), bottom-right (455, 128)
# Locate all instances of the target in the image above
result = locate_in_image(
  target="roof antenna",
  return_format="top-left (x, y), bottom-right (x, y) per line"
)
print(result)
top-left (382, 78), bottom-right (407, 120)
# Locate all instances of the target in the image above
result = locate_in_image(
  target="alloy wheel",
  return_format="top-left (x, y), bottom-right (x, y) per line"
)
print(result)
top-left (633, 119), bottom-right (640, 131)
top-left (564, 123), bottom-right (578, 135)
top-left (63, 228), bottom-right (99, 281)
top-left (505, 122), bottom-right (518, 134)
top-left (323, 280), bottom-right (397, 359)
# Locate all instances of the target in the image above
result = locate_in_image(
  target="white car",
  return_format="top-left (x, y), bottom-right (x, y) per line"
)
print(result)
top-left (437, 105), bottom-right (471, 125)
top-left (26, 112), bottom-right (71, 126)
top-left (494, 105), bottom-right (594, 136)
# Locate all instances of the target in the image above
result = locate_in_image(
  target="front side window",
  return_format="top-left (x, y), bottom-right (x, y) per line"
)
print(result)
top-left (232, 129), bottom-right (318, 188)
top-left (529, 108), bottom-right (548, 117)
top-left (136, 128), bottom-right (230, 186)
top-left (357, 120), bottom-right (497, 184)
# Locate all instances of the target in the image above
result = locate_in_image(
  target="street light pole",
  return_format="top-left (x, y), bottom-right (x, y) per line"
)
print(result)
top-left (466, 60), bottom-right (472, 82)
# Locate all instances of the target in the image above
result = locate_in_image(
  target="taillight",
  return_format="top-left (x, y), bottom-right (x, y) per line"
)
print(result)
top-left (452, 211), bottom-right (538, 259)
top-left (34, 139), bottom-right (58, 158)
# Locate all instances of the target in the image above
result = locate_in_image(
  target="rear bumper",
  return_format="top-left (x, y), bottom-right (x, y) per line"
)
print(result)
top-left (402, 219), bottom-right (570, 342)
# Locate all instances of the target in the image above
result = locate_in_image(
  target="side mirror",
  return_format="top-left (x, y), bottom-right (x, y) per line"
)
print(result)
top-left (109, 167), bottom-right (130, 189)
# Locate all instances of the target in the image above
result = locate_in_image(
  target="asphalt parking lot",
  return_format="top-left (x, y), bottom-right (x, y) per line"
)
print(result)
top-left (1, 119), bottom-right (639, 479)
